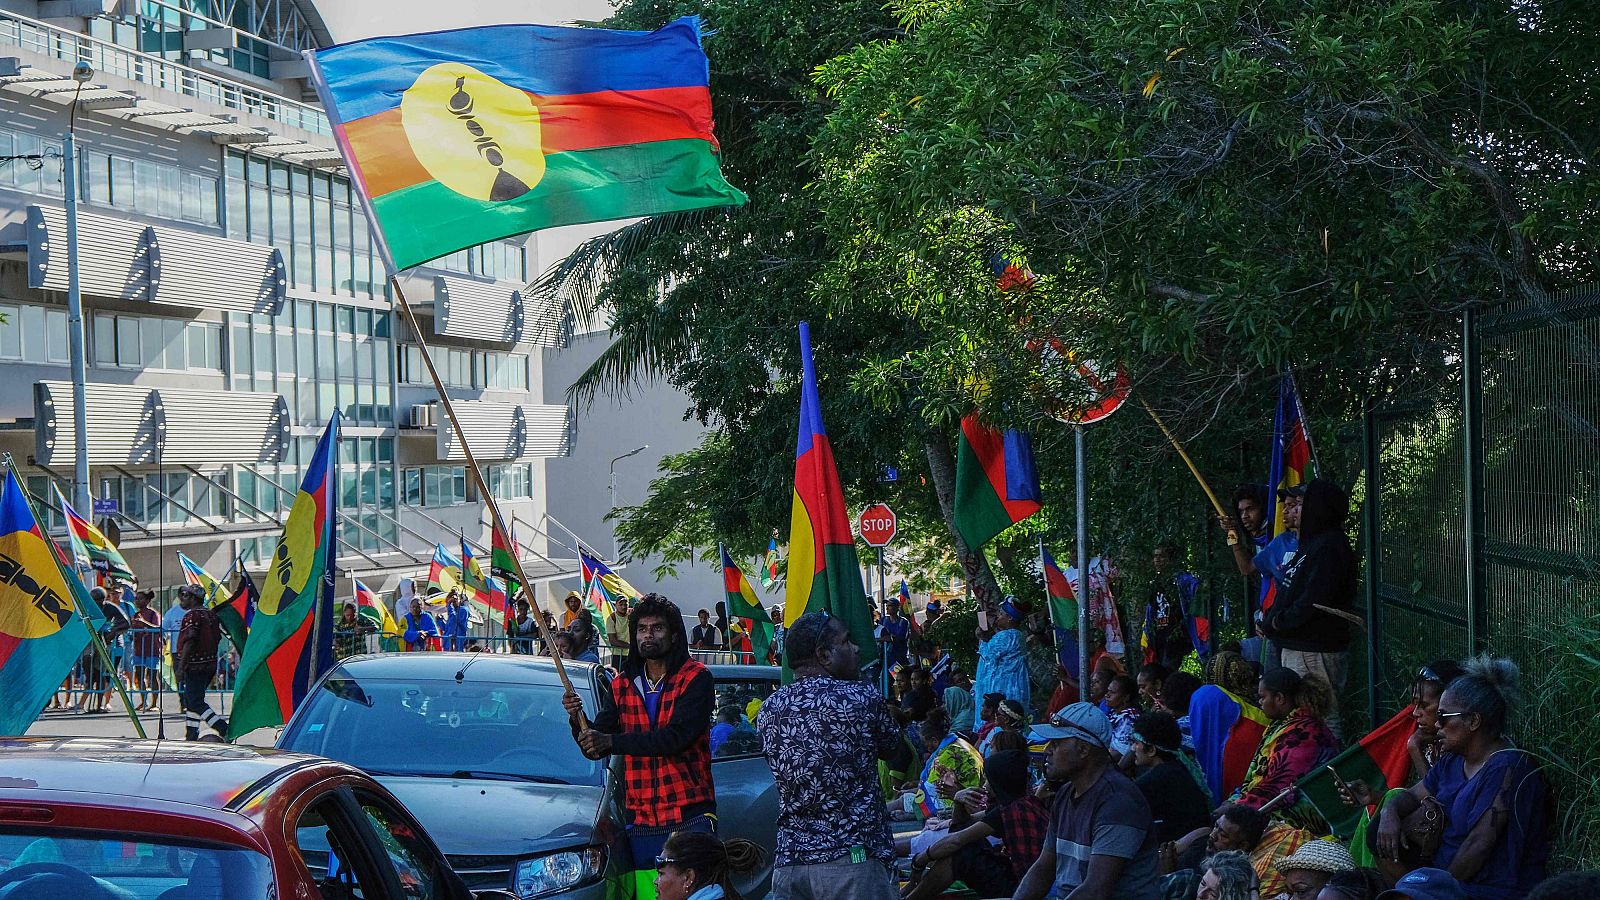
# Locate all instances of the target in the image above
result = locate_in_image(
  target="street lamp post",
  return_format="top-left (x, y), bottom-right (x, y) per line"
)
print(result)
top-left (64, 60), bottom-right (93, 512)
top-left (607, 445), bottom-right (649, 561)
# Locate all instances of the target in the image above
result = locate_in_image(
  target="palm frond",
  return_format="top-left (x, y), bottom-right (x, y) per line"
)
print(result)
top-left (566, 298), bottom-right (694, 408)
top-left (524, 210), bottom-right (713, 340)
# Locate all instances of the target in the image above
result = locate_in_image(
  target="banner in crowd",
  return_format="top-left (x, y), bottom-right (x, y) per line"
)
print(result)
top-left (53, 483), bottom-right (134, 583)
top-left (490, 524), bottom-right (521, 595)
top-left (952, 413), bottom-right (1041, 551)
top-left (217, 566), bottom-right (260, 654)
top-left (307, 16), bottom-right (746, 271)
top-left (719, 544), bottom-right (773, 663)
top-left (1040, 545), bottom-right (1079, 678)
top-left (784, 322), bottom-right (875, 672)
top-left (580, 550), bottom-right (639, 638)
top-left (0, 469), bottom-right (95, 733)
top-left (1063, 556), bottom-right (1125, 656)
top-left (355, 578), bottom-right (401, 647)
top-left (1293, 704), bottom-right (1417, 839)
top-left (459, 537), bottom-right (506, 620)
top-left (230, 413), bottom-right (339, 739)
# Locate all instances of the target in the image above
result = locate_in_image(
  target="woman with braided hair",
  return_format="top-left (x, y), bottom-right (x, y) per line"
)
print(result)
top-left (653, 831), bottom-right (766, 900)
top-left (1189, 650), bottom-right (1271, 806)
top-left (1226, 667), bottom-right (1339, 813)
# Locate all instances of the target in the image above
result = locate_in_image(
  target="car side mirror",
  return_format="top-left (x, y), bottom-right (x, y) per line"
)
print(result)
top-left (473, 892), bottom-right (520, 900)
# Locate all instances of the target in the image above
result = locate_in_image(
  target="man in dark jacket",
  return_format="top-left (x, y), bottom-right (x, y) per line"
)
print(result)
top-left (174, 584), bottom-right (228, 741)
top-left (1262, 478), bottom-right (1357, 733)
top-left (562, 593), bottom-right (715, 886)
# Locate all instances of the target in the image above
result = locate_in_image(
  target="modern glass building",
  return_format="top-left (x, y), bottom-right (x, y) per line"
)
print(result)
top-left (0, 0), bottom-right (579, 601)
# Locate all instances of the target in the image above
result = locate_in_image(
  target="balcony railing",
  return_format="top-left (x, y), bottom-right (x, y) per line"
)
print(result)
top-left (0, 8), bottom-right (330, 136)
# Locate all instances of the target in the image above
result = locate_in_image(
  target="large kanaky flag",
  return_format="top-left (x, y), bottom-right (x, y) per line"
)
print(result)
top-left (784, 323), bottom-right (874, 672)
top-left (953, 413), bottom-right (1041, 551)
top-left (1294, 705), bottom-right (1417, 839)
top-left (230, 413), bottom-right (339, 738)
top-left (217, 566), bottom-right (260, 654)
top-left (720, 544), bottom-right (774, 663)
top-left (0, 469), bottom-right (94, 734)
top-left (308, 17), bottom-right (746, 271)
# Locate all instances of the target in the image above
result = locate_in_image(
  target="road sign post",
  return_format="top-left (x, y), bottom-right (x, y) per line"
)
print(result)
top-left (858, 502), bottom-right (898, 699)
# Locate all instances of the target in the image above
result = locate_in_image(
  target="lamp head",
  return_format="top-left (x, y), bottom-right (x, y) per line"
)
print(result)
top-left (71, 61), bottom-right (93, 84)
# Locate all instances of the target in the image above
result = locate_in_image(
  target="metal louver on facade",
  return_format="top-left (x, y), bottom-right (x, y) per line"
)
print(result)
top-left (25, 205), bottom-right (156, 301)
top-left (435, 400), bottom-right (572, 461)
top-left (435, 275), bottom-right (525, 344)
top-left (155, 388), bottom-right (289, 463)
top-left (34, 382), bottom-right (288, 466)
top-left (23, 204), bottom-right (287, 315)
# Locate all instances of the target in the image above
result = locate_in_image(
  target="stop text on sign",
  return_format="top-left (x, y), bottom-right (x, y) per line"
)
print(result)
top-left (858, 502), bottom-right (898, 547)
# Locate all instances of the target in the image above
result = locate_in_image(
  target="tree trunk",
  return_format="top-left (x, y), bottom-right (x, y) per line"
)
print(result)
top-left (924, 431), bottom-right (1004, 608)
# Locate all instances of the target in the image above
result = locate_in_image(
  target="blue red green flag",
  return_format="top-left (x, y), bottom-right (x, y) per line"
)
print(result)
top-left (952, 412), bottom-right (1041, 550)
top-left (760, 537), bottom-right (780, 589)
top-left (307, 17), bottom-right (746, 271)
top-left (579, 550), bottom-right (640, 639)
top-left (460, 537), bottom-right (507, 618)
top-left (1268, 372), bottom-right (1314, 537)
top-left (229, 413), bottom-right (339, 739)
top-left (1041, 545), bottom-right (1080, 679)
top-left (720, 544), bottom-right (774, 663)
top-left (0, 469), bottom-right (94, 734)
top-left (53, 482), bottom-right (134, 582)
top-left (783, 323), bottom-right (875, 670)
top-left (428, 543), bottom-right (462, 596)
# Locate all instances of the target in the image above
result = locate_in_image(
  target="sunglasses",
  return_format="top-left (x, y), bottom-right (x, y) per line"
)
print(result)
top-left (654, 855), bottom-right (680, 868)
top-left (1436, 710), bottom-right (1470, 722)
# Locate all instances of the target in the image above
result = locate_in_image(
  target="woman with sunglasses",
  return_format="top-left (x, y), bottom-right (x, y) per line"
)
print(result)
top-left (653, 831), bottom-right (764, 900)
top-left (1375, 655), bottom-right (1552, 898)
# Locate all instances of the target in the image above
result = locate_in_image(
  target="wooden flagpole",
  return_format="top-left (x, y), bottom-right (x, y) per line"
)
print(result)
top-left (388, 277), bottom-right (586, 717)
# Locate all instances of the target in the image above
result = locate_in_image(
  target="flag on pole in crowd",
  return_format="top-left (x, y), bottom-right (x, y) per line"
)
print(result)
top-left (760, 537), bottom-right (780, 589)
top-left (1139, 572), bottom-right (1210, 666)
top-left (229, 413), bottom-right (340, 739)
top-left (306, 16), bottom-right (747, 272)
top-left (720, 544), bottom-right (773, 663)
top-left (579, 550), bottom-right (639, 637)
top-left (783, 322), bottom-right (875, 671)
top-left (460, 537), bottom-right (506, 619)
top-left (177, 552), bottom-right (231, 609)
top-left (216, 564), bottom-right (259, 654)
top-left (952, 413), bottom-right (1042, 551)
top-left (354, 578), bottom-right (401, 646)
top-left (0, 469), bottom-right (95, 734)
top-left (50, 483), bottom-right (92, 576)
top-left (1040, 545), bottom-right (1080, 679)
top-left (428, 543), bottom-right (463, 596)
top-left (53, 483), bottom-right (134, 583)
top-left (1268, 372), bottom-right (1314, 538)
top-left (490, 523), bottom-right (521, 594)
top-left (1292, 705), bottom-right (1418, 839)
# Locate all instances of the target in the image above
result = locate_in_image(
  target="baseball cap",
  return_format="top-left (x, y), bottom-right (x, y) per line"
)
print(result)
top-left (1375, 868), bottom-right (1469, 900)
top-left (1027, 702), bottom-right (1110, 749)
top-left (1276, 484), bottom-right (1308, 499)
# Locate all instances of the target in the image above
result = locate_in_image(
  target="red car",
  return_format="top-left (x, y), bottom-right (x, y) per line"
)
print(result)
top-left (0, 737), bottom-right (516, 900)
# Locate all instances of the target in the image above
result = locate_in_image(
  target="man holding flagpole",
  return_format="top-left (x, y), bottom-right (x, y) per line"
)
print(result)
top-left (174, 584), bottom-right (227, 741)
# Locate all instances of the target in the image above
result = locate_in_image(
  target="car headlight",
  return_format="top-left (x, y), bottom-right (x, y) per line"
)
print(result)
top-left (512, 847), bottom-right (605, 897)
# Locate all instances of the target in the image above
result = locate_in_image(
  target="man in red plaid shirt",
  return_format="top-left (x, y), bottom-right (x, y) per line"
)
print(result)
top-left (563, 593), bottom-right (716, 884)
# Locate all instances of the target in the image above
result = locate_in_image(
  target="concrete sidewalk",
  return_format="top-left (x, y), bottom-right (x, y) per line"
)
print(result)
top-left (26, 706), bottom-right (274, 746)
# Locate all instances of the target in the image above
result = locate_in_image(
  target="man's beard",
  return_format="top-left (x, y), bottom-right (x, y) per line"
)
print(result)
top-left (637, 639), bottom-right (669, 660)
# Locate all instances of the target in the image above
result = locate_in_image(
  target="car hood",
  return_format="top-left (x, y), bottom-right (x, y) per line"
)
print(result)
top-left (377, 776), bottom-right (606, 857)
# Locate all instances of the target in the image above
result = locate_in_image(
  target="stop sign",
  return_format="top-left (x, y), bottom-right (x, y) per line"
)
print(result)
top-left (858, 503), bottom-right (898, 547)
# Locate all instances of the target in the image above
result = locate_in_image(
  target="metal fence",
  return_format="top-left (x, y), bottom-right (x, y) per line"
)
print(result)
top-left (1361, 286), bottom-right (1600, 739)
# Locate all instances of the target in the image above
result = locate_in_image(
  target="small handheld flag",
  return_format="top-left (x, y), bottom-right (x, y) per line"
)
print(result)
top-left (720, 544), bottom-right (774, 662)
top-left (307, 16), bottom-right (746, 271)
top-left (1040, 545), bottom-right (1080, 679)
top-left (53, 483), bottom-right (134, 582)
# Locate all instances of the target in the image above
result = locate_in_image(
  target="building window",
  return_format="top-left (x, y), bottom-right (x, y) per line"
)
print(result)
top-left (0, 129), bottom-right (64, 197)
top-left (397, 345), bottom-right (528, 392)
top-left (79, 148), bottom-right (218, 226)
top-left (402, 466), bottom-right (467, 507)
top-left (0, 303), bottom-right (70, 365)
top-left (428, 240), bottom-right (527, 283)
top-left (92, 312), bottom-right (222, 372)
top-left (486, 463), bottom-right (534, 500)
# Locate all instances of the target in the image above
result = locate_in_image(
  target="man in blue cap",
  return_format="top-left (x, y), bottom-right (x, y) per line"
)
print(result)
top-left (1375, 867), bottom-right (1469, 900)
top-left (1013, 702), bottom-right (1160, 900)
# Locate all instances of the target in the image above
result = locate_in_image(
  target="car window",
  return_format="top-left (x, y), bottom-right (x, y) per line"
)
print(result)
top-left (279, 675), bottom-right (605, 786)
top-left (294, 797), bottom-right (380, 900)
top-left (0, 829), bottom-right (273, 900)
top-left (355, 794), bottom-right (442, 900)
top-left (710, 676), bottom-right (778, 758)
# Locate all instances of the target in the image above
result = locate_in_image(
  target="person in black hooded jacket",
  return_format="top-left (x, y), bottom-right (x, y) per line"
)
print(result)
top-left (1262, 478), bottom-right (1357, 734)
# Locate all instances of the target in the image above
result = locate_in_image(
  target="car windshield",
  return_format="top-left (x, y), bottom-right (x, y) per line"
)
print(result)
top-left (0, 830), bottom-right (273, 900)
top-left (280, 673), bottom-right (605, 786)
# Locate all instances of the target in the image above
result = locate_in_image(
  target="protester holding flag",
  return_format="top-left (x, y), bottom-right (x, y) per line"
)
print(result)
top-left (403, 597), bottom-right (441, 651)
top-left (973, 597), bottom-right (1030, 715)
top-left (441, 591), bottom-right (470, 651)
top-left (562, 593), bottom-right (717, 894)
top-left (174, 584), bottom-right (227, 741)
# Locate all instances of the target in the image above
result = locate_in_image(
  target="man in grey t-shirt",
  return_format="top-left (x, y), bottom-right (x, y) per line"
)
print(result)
top-left (1013, 702), bottom-right (1160, 900)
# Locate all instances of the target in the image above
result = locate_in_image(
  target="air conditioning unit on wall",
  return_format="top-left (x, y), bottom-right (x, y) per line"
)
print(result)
top-left (409, 404), bottom-right (435, 428)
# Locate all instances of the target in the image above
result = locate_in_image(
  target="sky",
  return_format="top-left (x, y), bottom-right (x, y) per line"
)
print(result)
top-left (317, 0), bottom-right (626, 277)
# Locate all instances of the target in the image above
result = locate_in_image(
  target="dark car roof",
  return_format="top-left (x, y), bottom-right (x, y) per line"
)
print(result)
top-left (0, 737), bottom-right (335, 811)
top-left (331, 652), bottom-right (604, 686)
top-left (705, 663), bottom-right (781, 681)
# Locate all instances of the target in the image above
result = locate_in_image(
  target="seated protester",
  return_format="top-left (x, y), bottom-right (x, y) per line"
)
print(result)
top-left (1319, 868), bottom-right (1390, 900)
top-left (1138, 663), bottom-right (1171, 710)
top-left (1105, 674), bottom-right (1143, 757)
top-left (903, 750), bottom-right (1049, 900)
top-left (1012, 703), bottom-right (1161, 900)
top-left (1128, 712), bottom-right (1212, 845)
top-left (941, 665), bottom-right (976, 734)
top-left (1164, 803), bottom-right (1309, 900)
top-left (1271, 840), bottom-right (1355, 900)
top-left (1524, 871), bottom-right (1600, 900)
top-left (973, 691), bottom-right (1006, 745)
top-left (1406, 660), bottom-right (1467, 782)
top-left (1375, 656), bottom-right (1551, 899)
top-left (1375, 867), bottom-right (1470, 900)
top-left (905, 706), bottom-right (983, 823)
top-left (1192, 651), bottom-right (1270, 807)
top-left (979, 698), bottom-right (1028, 757)
top-left (1228, 667), bottom-right (1339, 812)
top-left (902, 666), bottom-right (939, 722)
top-left (709, 704), bottom-right (759, 756)
top-left (1158, 670), bottom-right (1204, 748)
top-left (1195, 850), bottom-right (1259, 900)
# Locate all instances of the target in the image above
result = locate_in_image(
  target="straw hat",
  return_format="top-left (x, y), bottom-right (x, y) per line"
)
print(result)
top-left (1273, 839), bottom-right (1356, 874)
